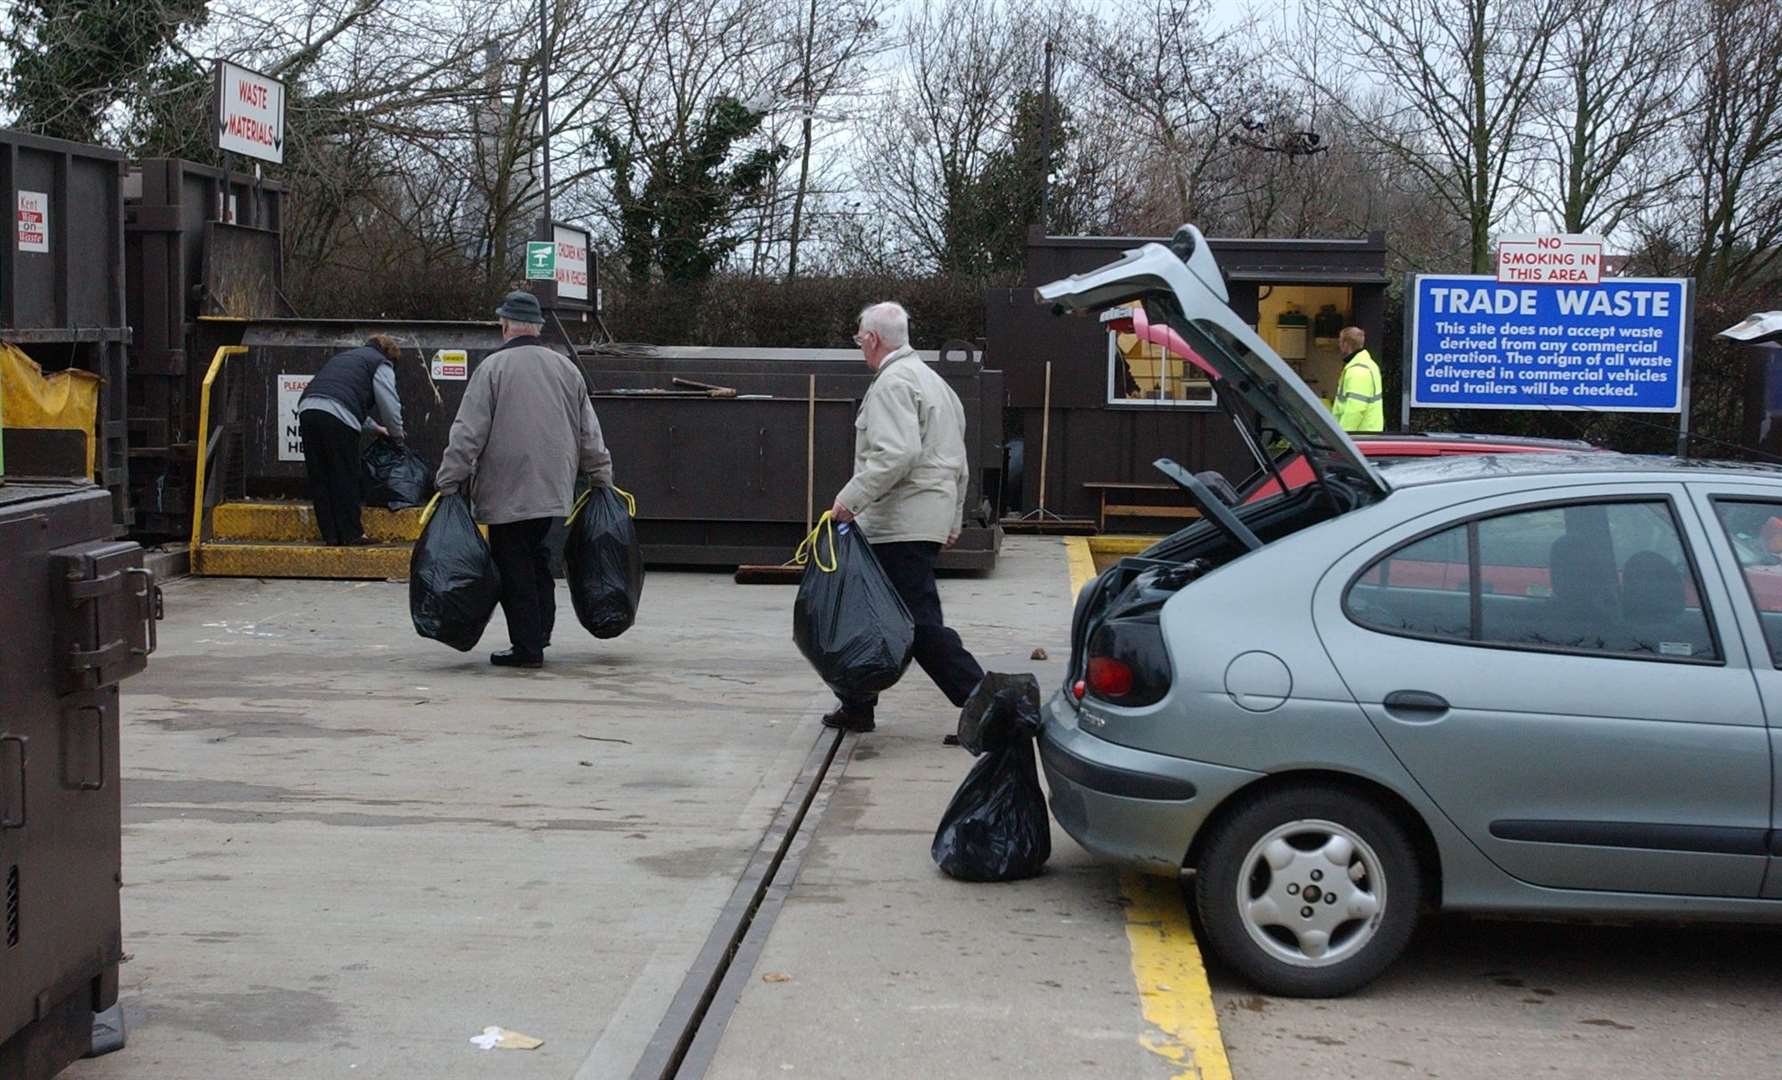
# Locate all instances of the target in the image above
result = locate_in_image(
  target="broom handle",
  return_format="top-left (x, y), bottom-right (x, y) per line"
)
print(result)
top-left (1038, 361), bottom-right (1052, 512)
top-left (805, 374), bottom-right (816, 535)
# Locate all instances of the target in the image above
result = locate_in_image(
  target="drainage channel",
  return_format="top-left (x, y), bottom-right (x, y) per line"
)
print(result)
top-left (628, 725), bottom-right (858, 1080)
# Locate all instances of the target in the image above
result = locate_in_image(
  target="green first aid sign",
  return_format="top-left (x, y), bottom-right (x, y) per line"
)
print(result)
top-left (525, 242), bottom-right (555, 279)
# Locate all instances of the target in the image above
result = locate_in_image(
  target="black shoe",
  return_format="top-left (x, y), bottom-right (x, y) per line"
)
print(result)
top-left (342, 536), bottom-right (376, 547)
top-left (821, 706), bottom-right (874, 733)
top-left (491, 649), bottom-right (543, 669)
top-left (942, 733), bottom-right (961, 746)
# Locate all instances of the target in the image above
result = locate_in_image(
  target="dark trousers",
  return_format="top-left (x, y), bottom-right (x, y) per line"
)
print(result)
top-left (488, 518), bottom-right (556, 657)
top-left (842, 540), bottom-right (984, 719)
top-left (299, 410), bottom-right (364, 545)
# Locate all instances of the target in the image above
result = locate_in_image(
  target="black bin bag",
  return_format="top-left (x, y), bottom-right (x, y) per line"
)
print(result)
top-left (933, 672), bottom-right (1051, 882)
top-left (361, 436), bottom-right (434, 510)
top-left (956, 671), bottom-right (1042, 755)
top-left (565, 485), bottom-right (644, 639)
top-left (792, 517), bottom-right (914, 698)
top-left (409, 493), bottom-right (502, 651)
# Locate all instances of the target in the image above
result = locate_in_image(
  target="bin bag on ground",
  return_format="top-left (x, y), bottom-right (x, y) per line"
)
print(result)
top-left (931, 735), bottom-right (1051, 882)
top-left (955, 672), bottom-right (1042, 754)
top-left (361, 436), bottom-right (434, 510)
top-left (409, 493), bottom-right (502, 651)
top-left (792, 517), bottom-right (915, 698)
top-left (565, 485), bottom-right (644, 639)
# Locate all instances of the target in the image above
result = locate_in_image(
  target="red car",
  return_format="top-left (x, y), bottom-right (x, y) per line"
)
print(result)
top-left (1240, 432), bottom-right (1599, 504)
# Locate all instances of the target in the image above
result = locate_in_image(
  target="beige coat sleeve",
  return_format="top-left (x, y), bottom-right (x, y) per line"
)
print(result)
top-left (436, 362), bottom-right (495, 494)
top-left (579, 396), bottom-right (614, 487)
top-left (953, 446), bottom-right (970, 534)
top-left (837, 378), bottom-right (922, 514)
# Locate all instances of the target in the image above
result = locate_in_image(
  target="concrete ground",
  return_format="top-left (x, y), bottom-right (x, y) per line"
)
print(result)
top-left (63, 536), bottom-right (1179, 1080)
top-left (58, 534), bottom-right (1782, 1080)
top-left (702, 538), bottom-right (1172, 1079)
top-left (1208, 913), bottom-right (1782, 1079)
top-left (63, 564), bottom-right (837, 1079)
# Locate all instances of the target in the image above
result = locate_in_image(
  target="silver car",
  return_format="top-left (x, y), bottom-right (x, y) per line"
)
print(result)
top-left (1037, 227), bottom-right (1782, 996)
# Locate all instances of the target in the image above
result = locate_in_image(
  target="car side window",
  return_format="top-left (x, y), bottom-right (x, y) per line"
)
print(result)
top-left (1710, 499), bottom-right (1782, 667)
top-left (1347, 499), bottom-right (1719, 662)
top-left (1349, 526), bottom-right (1471, 637)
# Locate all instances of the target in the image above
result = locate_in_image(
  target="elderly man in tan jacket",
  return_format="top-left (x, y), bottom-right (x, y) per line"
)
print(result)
top-left (438, 290), bottom-right (613, 669)
top-left (826, 301), bottom-right (984, 733)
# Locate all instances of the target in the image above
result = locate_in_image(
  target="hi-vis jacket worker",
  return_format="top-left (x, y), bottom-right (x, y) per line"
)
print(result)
top-left (1332, 326), bottom-right (1384, 433)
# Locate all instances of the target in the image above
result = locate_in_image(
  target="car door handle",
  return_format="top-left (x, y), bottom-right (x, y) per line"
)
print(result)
top-left (1383, 690), bottom-right (1450, 720)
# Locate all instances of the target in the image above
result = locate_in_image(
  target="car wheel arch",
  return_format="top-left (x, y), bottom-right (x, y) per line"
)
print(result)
top-left (1184, 769), bottom-right (1444, 911)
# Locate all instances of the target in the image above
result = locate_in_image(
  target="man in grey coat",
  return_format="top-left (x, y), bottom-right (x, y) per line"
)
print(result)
top-left (437, 291), bottom-right (613, 668)
top-left (825, 301), bottom-right (984, 733)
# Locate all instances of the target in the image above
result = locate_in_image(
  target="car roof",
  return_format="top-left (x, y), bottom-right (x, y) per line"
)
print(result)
top-left (1380, 451), bottom-right (1782, 488)
top-left (1355, 432), bottom-right (1596, 451)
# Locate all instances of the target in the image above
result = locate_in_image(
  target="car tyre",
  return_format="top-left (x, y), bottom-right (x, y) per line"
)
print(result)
top-left (1194, 786), bottom-right (1421, 997)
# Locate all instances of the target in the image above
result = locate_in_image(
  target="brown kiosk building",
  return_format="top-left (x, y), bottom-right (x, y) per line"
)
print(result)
top-left (987, 228), bottom-right (1389, 527)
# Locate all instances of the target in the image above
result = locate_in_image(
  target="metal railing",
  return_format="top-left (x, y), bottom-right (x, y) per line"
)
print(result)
top-left (188, 346), bottom-right (249, 569)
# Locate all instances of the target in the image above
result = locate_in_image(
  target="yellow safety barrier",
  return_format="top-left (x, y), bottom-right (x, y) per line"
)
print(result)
top-left (189, 346), bottom-right (250, 568)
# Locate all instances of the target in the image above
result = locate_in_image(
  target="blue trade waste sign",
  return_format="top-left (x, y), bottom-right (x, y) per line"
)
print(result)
top-left (1409, 275), bottom-right (1692, 413)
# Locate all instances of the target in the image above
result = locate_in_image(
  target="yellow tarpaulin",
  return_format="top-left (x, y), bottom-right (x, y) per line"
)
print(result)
top-left (1, 342), bottom-right (99, 477)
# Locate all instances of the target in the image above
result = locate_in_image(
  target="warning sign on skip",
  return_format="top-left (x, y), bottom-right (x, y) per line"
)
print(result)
top-left (277, 374), bottom-right (312, 461)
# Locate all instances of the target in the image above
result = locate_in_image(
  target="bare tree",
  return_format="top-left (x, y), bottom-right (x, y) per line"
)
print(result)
top-left (1317, 0), bottom-right (1570, 271)
top-left (1527, 0), bottom-right (1699, 235)
top-left (768, 0), bottom-right (888, 280)
top-left (1068, 0), bottom-right (1259, 230)
top-left (1685, 0), bottom-right (1782, 289)
top-left (862, 0), bottom-right (1047, 273)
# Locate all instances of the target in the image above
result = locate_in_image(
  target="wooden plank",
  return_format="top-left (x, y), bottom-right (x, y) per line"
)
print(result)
top-left (1104, 505), bottom-right (1201, 518)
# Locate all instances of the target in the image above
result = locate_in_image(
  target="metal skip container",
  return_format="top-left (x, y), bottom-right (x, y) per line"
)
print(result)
top-left (0, 481), bottom-right (155, 1078)
top-left (185, 324), bottom-right (1005, 571)
top-left (0, 129), bottom-right (131, 532)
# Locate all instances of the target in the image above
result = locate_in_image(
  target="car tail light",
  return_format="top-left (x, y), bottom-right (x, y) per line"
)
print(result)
top-left (1084, 621), bottom-right (1171, 706)
top-left (1086, 657), bottom-right (1134, 698)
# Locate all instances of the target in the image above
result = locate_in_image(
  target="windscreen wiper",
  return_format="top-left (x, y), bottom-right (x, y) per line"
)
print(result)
top-left (1153, 458), bottom-right (1263, 552)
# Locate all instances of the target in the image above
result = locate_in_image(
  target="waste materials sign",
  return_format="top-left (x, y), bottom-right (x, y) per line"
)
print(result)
top-left (277, 374), bottom-right (312, 461)
top-left (215, 60), bottom-right (286, 164)
top-left (1409, 275), bottom-right (1691, 413)
top-left (525, 242), bottom-right (555, 280)
top-left (16, 191), bottom-right (48, 252)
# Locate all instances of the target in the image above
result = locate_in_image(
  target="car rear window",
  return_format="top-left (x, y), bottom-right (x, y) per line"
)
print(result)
top-left (1347, 499), bottom-right (1718, 662)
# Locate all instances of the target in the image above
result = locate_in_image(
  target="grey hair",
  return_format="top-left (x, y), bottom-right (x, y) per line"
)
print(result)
top-left (500, 316), bottom-right (545, 335)
top-left (858, 301), bottom-right (910, 349)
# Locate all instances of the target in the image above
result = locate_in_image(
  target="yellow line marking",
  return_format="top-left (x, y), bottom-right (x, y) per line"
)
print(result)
top-left (1066, 536), bottom-right (1098, 596)
top-left (1090, 534), bottom-right (1162, 557)
top-left (1121, 871), bottom-right (1234, 1080)
top-left (1062, 537), bottom-right (1234, 1079)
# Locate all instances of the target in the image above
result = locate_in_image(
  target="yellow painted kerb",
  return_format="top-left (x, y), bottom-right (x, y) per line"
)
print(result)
top-left (1122, 872), bottom-right (1233, 1080)
top-left (1061, 536), bottom-right (1234, 1080)
top-left (1065, 536), bottom-right (1099, 596)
